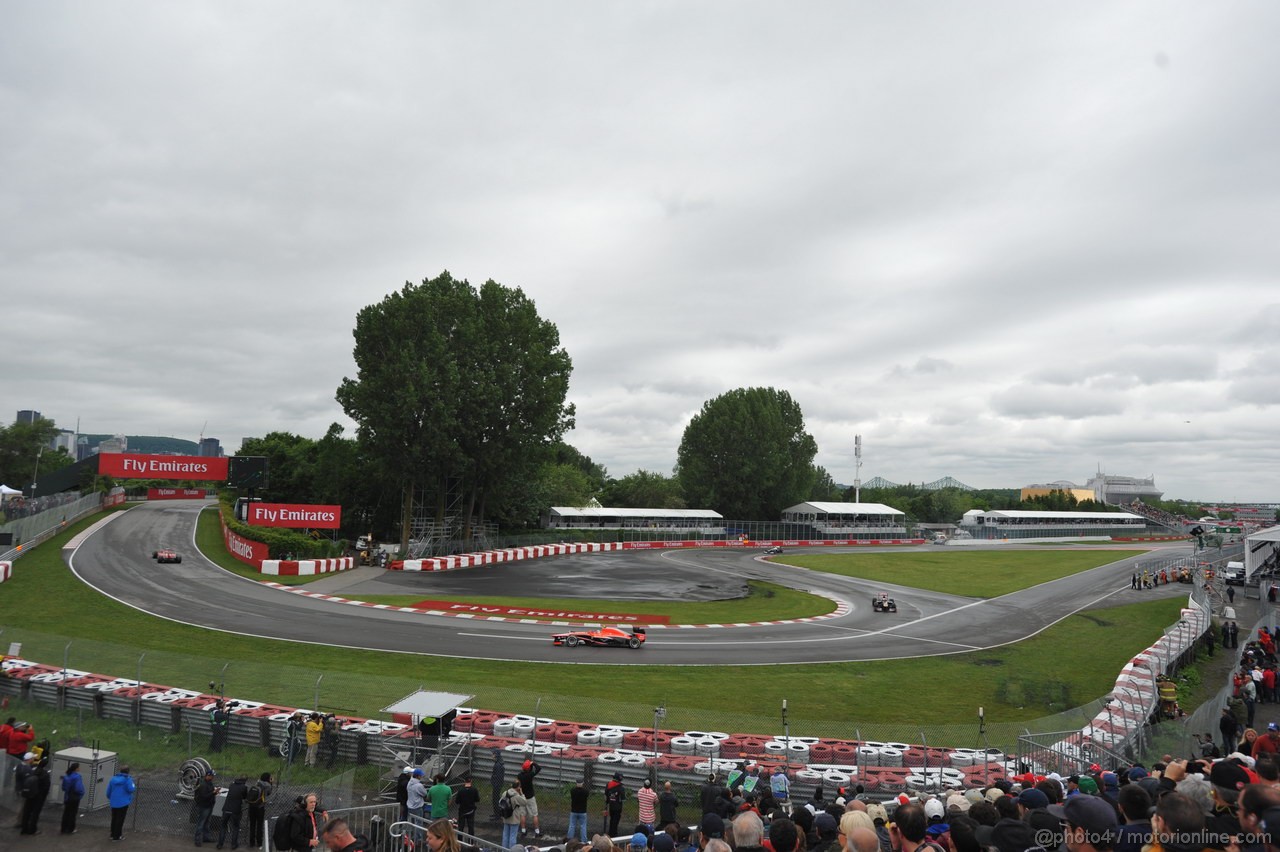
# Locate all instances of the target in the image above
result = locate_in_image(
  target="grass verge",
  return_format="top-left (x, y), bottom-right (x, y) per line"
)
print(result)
top-left (1, 509), bottom-right (1187, 736)
top-left (340, 580), bottom-right (834, 623)
top-left (781, 550), bottom-right (1146, 597)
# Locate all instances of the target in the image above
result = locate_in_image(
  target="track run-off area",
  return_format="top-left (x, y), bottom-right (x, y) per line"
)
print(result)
top-left (68, 500), bottom-right (1192, 667)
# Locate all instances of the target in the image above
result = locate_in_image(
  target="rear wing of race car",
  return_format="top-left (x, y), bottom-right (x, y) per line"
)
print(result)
top-left (631, 626), bottom-right (647, 638)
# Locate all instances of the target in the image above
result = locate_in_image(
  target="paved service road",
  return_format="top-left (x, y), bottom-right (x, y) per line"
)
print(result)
top-left (69, 501), bottom-right (1193, 667)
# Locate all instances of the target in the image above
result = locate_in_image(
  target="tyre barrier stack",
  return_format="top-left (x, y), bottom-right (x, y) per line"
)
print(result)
top-left (2, 657), bottom-right (1024, 793)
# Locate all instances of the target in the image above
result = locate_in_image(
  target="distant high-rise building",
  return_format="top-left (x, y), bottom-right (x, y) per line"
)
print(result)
top-left (1085, 472), bottom-right (1163, 505)
top-left (16, 410), bottom-right (41, 425)
top-left (76, 436), bottom-right (92, 461)
top-left (198, 437), bottom-right (222, 457)
top-left (52, 429), bottom-right (77, 455)
top-left (98, 434), bottom-right (128, 454)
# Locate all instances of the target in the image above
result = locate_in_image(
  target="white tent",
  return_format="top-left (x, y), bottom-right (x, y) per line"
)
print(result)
top-left (1245, 525), bottom-right (1280, 579)
top-left (0, 484), bottom-right (22, 500)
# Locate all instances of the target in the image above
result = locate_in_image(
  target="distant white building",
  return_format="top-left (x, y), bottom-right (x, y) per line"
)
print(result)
top-left (1085, 472), bottom-right (1163, 504)
top-left (98, 434), bottom-right (128, 454)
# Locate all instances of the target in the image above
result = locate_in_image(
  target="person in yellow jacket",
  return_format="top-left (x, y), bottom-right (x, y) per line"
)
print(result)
top-left (305, 713), bottom-right (324, 767)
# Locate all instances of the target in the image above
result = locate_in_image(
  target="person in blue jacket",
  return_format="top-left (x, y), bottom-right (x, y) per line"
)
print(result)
top-left (107, 765), bottom-right (137, 842)
top-left (61, 761), bottom-right (86, 834)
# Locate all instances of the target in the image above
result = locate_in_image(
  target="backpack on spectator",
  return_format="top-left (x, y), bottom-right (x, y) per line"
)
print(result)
top-left (273, 810), bottom-right (295, 850)
top-left (247, 783), bottom-right (265, 806)
top-left (498, 792), bottom-right (515, 818)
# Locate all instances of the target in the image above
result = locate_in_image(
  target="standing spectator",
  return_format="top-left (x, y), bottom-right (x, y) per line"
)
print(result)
top-left (283, 792), bottom-right (328, 851)
top-left (7, 720), bottom-right (35, 761)
top-left (246, 772), bottom-right (273, 848)
top-left (283, 712), bottom-right (305, 764)
top-left (107, 765), bottom-right (137, 842)
top-left (454, 774), bottom-right (480, 838)
top-left (637, 779), bottom-right (659, 830)
top-left (18, 752), bottom-right (50, 835)
top-left (605, 772), bottom-right (628, 838)
top-left (407, 769), bottom-right (429, 832)
top-left (209, 700), bottom-right (230, 753)
top-left (770, 769), bottom-right (790, 804)
top-left (60, 760), bottom-right (85, 834)
top-left (429, 773), bottom-right (453, 823)
top-left (658, 781), bottom-right (680, 830)
top-left (0, 717), bottom-right (13, 772)
top-left (322, 714), bottom-right (342, 769)
top-left (1242, 674), bottom-right (1259, 729)
top-left (1061, 795), bottom-right (1118, 852)
top-left (1230, 621), bottom-right (1240, 649)
top-left (500, 779), bottom-right (526, 850)
top-left (1228, 585), bottom-right (1237, 604)
top-left (395, 767), bottom-right (412, 823)
top-left (568, 778), bottom-right (591, 843)
top-left (219, 774), bottom-right (248, 850)
top-left (305, 713), bottom-right (324, 768)
top-left (193, 768), bottom-right (221, 846)
top-left (321, 816), bottom-right (371, 852)
top-left (1113, 783), bottom-right (1151, 852)
top-left (518, 758), bottom-right (543, 838)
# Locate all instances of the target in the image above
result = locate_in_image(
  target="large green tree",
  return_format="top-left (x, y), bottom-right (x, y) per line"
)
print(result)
top-left (0, 418), bottom-right (70, 493)
top-left (336, 272), bottom-right (574, 549)
top-left (602, 470), bottom-right (685, 509)
top-left (676, 387), bottom-right (818, 519)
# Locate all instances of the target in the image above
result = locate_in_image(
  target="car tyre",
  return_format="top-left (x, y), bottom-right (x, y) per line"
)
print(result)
top-left (628, 636), bottom-right (641, 649)
top-left (175, 557), bottom-right (182, 563)
top-left (565, 635), bottom-right (579, 647)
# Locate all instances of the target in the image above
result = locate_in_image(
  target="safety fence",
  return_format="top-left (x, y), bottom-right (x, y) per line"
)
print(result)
top-left (0, 490), bottom-right (106, 562)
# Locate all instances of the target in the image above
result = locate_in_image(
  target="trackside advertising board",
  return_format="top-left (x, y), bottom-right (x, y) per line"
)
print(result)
top-left (247, 503), bottom-right (342, 529)
top-left (148, 488), bottom-right (208, 500)
top-left (99, 454), bottom-right (229, 481)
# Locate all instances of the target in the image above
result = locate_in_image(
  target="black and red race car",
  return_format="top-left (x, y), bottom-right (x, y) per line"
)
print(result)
top-left (552, 625), bottom-right (646, 649)
top-left (152, 549), bottom-right (182, 564)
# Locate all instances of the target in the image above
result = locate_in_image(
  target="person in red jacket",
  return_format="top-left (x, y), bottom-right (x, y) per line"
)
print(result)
top-left (1253, 723), bottom-right (1280, 759)
top-left (7, 721), bottom-right (35, 758)
top-left (0, 717), bottom-right (14, 754)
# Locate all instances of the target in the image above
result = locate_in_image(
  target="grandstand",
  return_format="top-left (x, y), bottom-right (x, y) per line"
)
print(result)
top-left (780, 501), bottom-right (908, 538)
top-left (959, 509), bottom-right (1150, 541)
top-left (544, 506), bottom-right (724, 532)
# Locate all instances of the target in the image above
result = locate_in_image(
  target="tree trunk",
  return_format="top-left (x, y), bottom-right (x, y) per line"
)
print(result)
top-left (399, 479), bottom-right (413, 554)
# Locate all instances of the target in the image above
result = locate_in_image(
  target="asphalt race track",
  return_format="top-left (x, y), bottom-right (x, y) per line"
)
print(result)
top-left (69, 501), bottom-right (1194, 667)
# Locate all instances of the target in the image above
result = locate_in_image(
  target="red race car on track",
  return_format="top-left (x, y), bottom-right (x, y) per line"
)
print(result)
top-left (552, 626), bottom-right (646, 649)
top-left (152, 549), bottom-right (183, 564)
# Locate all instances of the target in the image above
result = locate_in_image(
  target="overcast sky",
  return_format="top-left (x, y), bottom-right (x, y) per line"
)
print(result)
top-left (5, 2), bottom-right (1279, 503)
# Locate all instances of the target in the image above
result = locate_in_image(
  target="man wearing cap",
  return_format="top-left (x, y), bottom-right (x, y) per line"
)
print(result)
top-left (653, 831), bottom-right (677, 852)
top-left (1019, 788), bottom-right (1063, 851)
top-left (811, 811), bottom-right (842, 852)
top-left (407, 769), bottom-right (429, 830)
top-left (700, 813), bottom-right (726, 848)
top-left (632, 831), bottom-right (652, 851)
top-left (1205, 760), bottom-right (1248, 845)
top-left (605, 772), bottom-right (627, 838)
top-left (1059, 795), bottom-right (1118, 852)
top-left (518, 759), bottom-right (543, 838)
top-left (568, 778), bottom-right (591, 843)
top-left (193, 769), bottom-right (222, 846)
top-left (1256, 726), bottom-right (1280, 760)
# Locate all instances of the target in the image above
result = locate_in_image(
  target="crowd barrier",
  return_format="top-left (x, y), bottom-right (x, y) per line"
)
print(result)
top-left (0, 561), bottom-right (10, 584)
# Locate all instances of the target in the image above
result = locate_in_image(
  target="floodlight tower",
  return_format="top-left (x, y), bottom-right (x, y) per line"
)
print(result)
top-left (853, 435), bottom-right (862, 503)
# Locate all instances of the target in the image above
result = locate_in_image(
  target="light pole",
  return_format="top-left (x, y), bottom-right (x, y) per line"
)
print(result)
top-left (30, 447), bottom-right (43, 498)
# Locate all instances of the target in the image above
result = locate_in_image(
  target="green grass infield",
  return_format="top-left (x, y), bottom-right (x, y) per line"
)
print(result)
top-left (779, 549), bottom-right (1146, 597)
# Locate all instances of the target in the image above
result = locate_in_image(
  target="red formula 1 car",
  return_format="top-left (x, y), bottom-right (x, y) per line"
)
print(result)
top-left (152, 549), bottom-right (183, 564)
top-left (871, 592), bottom-right (897, 613)
top-left (552, 625), bottom-right (646, 649)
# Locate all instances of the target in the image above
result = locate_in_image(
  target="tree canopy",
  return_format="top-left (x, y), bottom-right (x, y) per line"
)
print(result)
top-left (336, 271), bottom-right (574, 547)
top-left (676, 387), bottom-right (817, 519)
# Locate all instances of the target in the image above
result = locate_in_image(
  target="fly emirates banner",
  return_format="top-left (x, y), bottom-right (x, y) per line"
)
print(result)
top-left (98, 454), bottom-right (230, 481)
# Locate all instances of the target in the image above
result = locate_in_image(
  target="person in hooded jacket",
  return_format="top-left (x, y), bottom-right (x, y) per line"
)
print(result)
top-left (218, 774), bottom-right (249, 849)
top-left (60, 761), bottom-right (85, 834)
top-left (19, 756), bottom-right (51, 835)
top-left (107, 766), bottom-right (137, 841)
